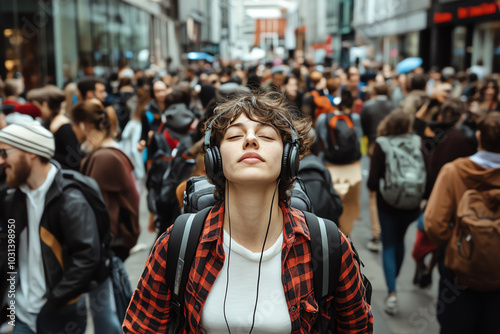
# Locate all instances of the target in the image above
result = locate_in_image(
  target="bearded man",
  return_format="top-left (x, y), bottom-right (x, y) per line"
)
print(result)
top-left (0, 122), bottom-right (100, 334)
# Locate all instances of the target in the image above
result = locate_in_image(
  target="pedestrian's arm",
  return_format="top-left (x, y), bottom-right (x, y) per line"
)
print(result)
top-left (424, 163), bottom-right (456, 246)
top-left (334, 234), bottom-right (373, 333)
top-left (49, 189), bottom-right (101, 307)
top-left (367, 143), bottom-right (384, 192)
top-left (123, 231), bottom-right (172, 333)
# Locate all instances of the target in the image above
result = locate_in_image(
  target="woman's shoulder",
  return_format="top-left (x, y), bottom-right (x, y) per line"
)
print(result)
top-left (50, 114), bottom-right (71, 133)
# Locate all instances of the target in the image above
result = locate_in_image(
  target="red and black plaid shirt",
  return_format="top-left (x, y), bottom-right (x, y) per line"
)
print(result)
top-left (123, 202), bottom-right (373, 333)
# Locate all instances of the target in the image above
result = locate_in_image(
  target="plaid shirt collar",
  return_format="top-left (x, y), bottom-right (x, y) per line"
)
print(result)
top-left (199, 201), bottom-right (311, 252)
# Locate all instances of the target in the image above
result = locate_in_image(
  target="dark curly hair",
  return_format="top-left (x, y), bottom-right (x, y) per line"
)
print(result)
top-left (204, 92), bottom-right (314, 204)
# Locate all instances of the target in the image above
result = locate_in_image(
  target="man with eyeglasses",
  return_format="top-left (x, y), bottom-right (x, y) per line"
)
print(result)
top-left (0, 122), bottom-right (100, 333)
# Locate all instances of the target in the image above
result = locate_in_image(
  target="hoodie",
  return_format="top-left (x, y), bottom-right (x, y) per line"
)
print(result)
top-left (424, 157), bottom-right (500, 247)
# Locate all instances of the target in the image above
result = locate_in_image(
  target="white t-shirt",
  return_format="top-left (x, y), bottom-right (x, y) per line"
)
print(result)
top-left (17, 164), bottom-right (57, 332)
top-left (200, 230), bottom-right (292, 334)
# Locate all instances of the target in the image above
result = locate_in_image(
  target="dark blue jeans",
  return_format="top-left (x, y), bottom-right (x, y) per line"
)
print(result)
top-left (378, 207), bottom-right (419, 294)
top-left (35, 296), bottom-right (87, 334)
top-left (437, 273), bottom-right (500, 334)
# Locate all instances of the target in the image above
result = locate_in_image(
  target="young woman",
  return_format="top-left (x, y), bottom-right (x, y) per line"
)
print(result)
top-left (476, 78), bottom-right (500, 112)
top-left (72, 100), bottom-right (140, 334)
top-left (367, 109), bottom-right (423, 315)
top-left (27, 85), bottom-right (85, 170)
top-left (123, 93), bottom-right (373, 333)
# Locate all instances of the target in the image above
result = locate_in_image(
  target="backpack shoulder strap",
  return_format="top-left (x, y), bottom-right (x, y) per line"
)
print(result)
top-left (304, 211), bottom-right (342, 305)
top-left (166, 206), bottom-right (212, 331)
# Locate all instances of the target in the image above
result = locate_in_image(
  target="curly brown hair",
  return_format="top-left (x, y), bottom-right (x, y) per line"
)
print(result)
top-left (377, 109), bottom-right (412, 137)
top-left (204, 92), bottom-right (314, 204)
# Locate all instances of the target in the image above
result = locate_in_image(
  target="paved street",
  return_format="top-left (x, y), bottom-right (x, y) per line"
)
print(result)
top-left (123, 155), bottom-right (442, 334)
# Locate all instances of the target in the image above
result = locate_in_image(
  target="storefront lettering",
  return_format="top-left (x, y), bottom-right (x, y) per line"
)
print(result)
top-left (458, 3), bottom-right (497, 19)
top-left (434, 12), bottom-right (453, 24)
top-left (434, 1), bottom-right (500, 24)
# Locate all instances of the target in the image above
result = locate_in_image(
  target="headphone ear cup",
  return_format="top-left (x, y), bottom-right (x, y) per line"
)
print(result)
top-left (288, 144), bottom-right (300, 178)
top-left (205, 146), bottom-right (222, 180)
top-left (281, 142), bottom-right (291, 179)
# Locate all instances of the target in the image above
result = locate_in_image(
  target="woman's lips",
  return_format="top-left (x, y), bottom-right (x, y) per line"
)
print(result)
top-left (239, 152), bottom-right (264, 163)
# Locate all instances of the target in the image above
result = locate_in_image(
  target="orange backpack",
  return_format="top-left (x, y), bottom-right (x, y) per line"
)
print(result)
top-left (311, 90), bottom-right (335, 120)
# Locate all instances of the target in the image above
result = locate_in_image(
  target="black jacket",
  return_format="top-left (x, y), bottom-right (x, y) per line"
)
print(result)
top-left (1, 163), bottom-right (100, 309)
top-left (360, 96), bottom-right (394, 144)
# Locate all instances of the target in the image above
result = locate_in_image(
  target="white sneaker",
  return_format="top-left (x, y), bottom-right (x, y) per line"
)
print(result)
top-left (367, 238), bottom-right (381, 252)
top-left (384, 295), bottom-right (398, 315)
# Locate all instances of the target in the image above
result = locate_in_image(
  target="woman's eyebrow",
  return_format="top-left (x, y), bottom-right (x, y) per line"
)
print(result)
top-left (226, 122), bottom-right (276, 132)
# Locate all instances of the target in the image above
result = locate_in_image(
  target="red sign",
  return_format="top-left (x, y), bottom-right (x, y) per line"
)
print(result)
top-left (434, 1), bottom-right (500, 24)
top-left (434, 12), bottom-right (453, 23)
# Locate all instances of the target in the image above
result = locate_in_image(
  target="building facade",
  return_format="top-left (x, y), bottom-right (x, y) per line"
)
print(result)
top-left (431, 0), bottom-right (500, 74)
top-left (352, 0), bottom-right (432, 68)
top-left (0, 0), bottom-right (180, 89)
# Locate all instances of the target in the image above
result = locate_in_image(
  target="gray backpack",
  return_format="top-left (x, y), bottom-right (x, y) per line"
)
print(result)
top-left (376, 134), bottom-right (426, 210)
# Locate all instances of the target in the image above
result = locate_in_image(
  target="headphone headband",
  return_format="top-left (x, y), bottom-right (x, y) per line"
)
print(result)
top-left (204, 103), bottom-right (301, 180)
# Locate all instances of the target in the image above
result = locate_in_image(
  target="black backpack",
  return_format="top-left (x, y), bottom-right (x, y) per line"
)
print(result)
top-left (298, 155), bottom-right (343, 223)
top-left (183, 176), bottom-right (312, 213)
top-left (146, 122), bottom-right (174, 214)
top-left (56, 170), bottom-right (113, 288)
top-left (324, 113), bottom-right (361, 164)
top-left (169, 179), bottom-right (371, 333)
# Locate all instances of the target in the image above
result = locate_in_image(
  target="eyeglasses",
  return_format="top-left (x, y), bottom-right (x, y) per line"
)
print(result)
top-left (0, 148), bottom-right (18, 159)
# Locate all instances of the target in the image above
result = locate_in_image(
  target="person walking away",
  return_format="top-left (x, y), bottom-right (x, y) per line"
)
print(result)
top-left (360, 82), bottom-right (394, 252)
top-left (316, 90), bottom-right (363, 236)
top-left (0, 122), bottom-right (100, 333)
top-left (425, 112), bottom-right (500, 334)
top-left (71, 100), bottom-right (140, 334)
top-left (411, 99), bottom-right (477, 288)
top-left (367, 110), bottom-right (426, 315)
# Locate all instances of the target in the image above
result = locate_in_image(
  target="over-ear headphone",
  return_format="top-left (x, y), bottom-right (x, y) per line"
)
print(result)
top-left (204, 110), bottom-right (300, 181)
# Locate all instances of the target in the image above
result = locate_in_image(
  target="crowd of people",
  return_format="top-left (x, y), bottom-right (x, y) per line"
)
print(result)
top-left (0, 54), bottom-right (499, 333)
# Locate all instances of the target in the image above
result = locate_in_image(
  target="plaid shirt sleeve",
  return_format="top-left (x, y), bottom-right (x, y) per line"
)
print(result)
top-left (334, 233), bottom-right (373, 333)
top-left (122, 230), bottom-right (172, 333)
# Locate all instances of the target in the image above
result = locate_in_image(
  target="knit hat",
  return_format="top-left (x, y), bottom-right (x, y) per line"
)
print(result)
top-left (0, 121), bottom-right (55, 159)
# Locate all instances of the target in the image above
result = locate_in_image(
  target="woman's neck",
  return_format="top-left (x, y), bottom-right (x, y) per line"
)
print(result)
top-left (224, 182), bottom-right (284, 253)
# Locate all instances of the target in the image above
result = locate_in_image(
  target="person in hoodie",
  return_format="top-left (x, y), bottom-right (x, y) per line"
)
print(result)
top-left (411, 98), bottom-right (477, 289)
top-left (71, 99), bottom-right (140, 334)
top-left (71, 99), bottom-right (140, 262)
top-left (424, 111), bottom-right (500, 333)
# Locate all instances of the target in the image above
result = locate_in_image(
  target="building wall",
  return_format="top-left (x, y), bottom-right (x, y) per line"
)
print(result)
top-left (0, 0), bottom-right (178, 88)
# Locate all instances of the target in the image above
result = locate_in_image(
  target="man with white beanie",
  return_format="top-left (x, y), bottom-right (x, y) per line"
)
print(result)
top-left (0, 122), bottom-right (100, 333)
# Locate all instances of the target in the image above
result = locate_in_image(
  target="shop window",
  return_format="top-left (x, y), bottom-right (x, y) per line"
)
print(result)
top-left (452, 26), bottom-right (466, 71)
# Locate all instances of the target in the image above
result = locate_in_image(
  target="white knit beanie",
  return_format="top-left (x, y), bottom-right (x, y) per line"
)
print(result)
top-left (0, 121), bottom-right (55, 160)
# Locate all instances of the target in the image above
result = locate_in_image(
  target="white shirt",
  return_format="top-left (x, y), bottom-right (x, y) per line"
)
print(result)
top-left (200, 230), bottom-right (292, 334)
top-left (17, 164), bottom-right (58, 332)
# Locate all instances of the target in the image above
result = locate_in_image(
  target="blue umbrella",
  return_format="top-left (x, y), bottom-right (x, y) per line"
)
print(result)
top-left (187, 52), bottom-right (215, 62)
top-left (396, 57), bottom-right (423, 74)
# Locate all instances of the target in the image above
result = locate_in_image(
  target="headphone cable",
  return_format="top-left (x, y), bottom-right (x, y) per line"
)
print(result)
top-left (223, 180), bottom-right (232, 334)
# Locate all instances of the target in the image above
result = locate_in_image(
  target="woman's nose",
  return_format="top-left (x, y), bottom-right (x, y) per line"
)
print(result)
top-left (244, 132), bottom-right (259, 148)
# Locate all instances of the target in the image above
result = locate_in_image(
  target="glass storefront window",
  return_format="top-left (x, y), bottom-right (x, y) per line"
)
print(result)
top-left (131, 7), bottom-right (150, 69)
top-left (91, 0), bottom-right (110, 77)
top-left (452, 26), bottom-right (466, 71)
top-left (54, 0), bottom-right (79, 85)
top-left (77, 0), bottom-right (93, 76)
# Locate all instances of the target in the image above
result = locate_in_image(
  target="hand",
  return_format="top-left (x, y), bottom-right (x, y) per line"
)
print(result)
top-left (137, 140), bottom-right (146, 152)
top-left (416, 102), bottom-right (429, 120)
